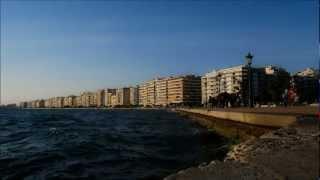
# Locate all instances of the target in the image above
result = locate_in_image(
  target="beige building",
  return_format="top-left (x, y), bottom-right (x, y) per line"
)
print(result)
top-left (104, 89), bottom-right (117, 107)
top-left (292, 68), bottom-right (319, 103)
top-left (202, 65), bottom-right (248, 105)
top-left (96, 90), bottom-right (105, 107)
top-left (75, 96), bottom-right (81, 107)
top-left (29, 100), bottom-right (45, 108)
top-left (45, 98), bottom-right (52, 108)
top-left (27, 101), bottom-right (33, 108)
top-left (63, 96), bottom-right (77, 107)
top-left (139, 80), bottom-right (156, 106)
top-left (80, 92), bottom-right (97, 107)
top-left (138, 83), bottom-right (147, 106)
top-left (31, 101), bottom-right (37, 108)
top-left (111, 94), bottom-right (118, 107)
top-left (155, 78), bottom-right (168, 106)
top-left (36, 100), bottom-right (45, 108)
top-left (295, 68), bottom-right (318, 77)
top-left (115, 88), bottom-right (131, 106)
top-left (167, 75), bottom-right (201, 106)
top-left (45, 98), bottom-right (53, 108)
top-left (50, 97), bottom-right (64, 108)
top-left (48, 97), bottom-right (56, 108)
top-left (138, 75), bottom-right (201, 106)
top-left (201, 64), bottom-right (282, 106)
top-left (57, 97), bottom-right (65, 108)
top-left (20, 102), bottom-right (28, 108)
top-left (146, 81), bottom-right (156, 106)
top-left (167, 77), bottom-right (184, 105)
top-left (129, 86), bottom-right (139, 105)
top-left (63, 98), bottom-right (69, 107)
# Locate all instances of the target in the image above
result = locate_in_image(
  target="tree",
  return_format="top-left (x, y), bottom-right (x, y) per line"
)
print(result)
top-left (265, 70), bottom-right (291, 104)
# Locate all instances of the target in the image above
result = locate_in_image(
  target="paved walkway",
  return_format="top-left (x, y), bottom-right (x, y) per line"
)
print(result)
top-left (201, 106), bottom-right (318, 116)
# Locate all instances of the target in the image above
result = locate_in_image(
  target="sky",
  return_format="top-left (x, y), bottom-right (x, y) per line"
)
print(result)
top-left (0, 0), bottom-right (318, 105)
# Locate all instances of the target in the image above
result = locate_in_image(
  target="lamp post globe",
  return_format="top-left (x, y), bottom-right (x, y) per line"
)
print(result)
top-left (246, 53), bottom-right (253, 66)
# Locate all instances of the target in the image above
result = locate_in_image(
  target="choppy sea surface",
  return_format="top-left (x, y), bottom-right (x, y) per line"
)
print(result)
top-left (0, 109), bottom-right (229, 180)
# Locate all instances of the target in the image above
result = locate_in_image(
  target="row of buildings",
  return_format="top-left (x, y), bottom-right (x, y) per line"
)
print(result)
top-left (201, 65), bottom-right (291, 105)
top-left (20, 64), bottom-right (318, 108)
top-left (20, 87), bottom-right (139, 108)
top-left (20, 75), bottom-right (202, 108)
top-left (202, 65), bottom-right (318, 106)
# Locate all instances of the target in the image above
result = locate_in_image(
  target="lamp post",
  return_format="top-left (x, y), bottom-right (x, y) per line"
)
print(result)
top-left (246, 53), bottom-right (253, 108)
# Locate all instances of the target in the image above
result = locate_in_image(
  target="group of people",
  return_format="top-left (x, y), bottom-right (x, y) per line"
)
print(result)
top-left (282, 89), bottom-right (299, 107)
top-left (207, 92), bottom-right (243, 108)
top-left (205, 88), bottom-right (301, 108)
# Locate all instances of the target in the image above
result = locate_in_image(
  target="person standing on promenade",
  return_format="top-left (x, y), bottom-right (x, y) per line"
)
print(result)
top-left (282, 89), bottom-right (288, 107)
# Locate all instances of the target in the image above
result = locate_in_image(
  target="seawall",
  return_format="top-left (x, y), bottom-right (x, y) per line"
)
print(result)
top-left (176, 106), bottom-right (317, 128)
top-left (164, 117), bottom-right (319, 180)
top-left (165, 107), bottom-right (319, 180)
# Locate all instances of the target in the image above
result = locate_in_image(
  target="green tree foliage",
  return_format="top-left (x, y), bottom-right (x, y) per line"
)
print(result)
top-left (265, 71), bottom-right (291, 104)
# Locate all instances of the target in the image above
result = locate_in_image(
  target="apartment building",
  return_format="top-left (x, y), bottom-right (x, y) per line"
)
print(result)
top-left (139, 80), bottom-right (156, 106)
top-left (291, 68), bottom-right (319, 103)
top-left (104, 89), bottom-right (117, 107)
top-left (36, 100), bottom-right (45, 108)
top-left (295, 68), bottom-right (317, 77)
top-left (80, 92), bottom-right (97, 107)
top-left (138, 75), bottom-right (201, 106)
top-left (202, 65), bottom-right (253, 105)
top-left (167, 75), bottom-right (201, 106)
top-left (44, 98), bottom-right (54, 108)
top-left (96, 90), bottom-right (105, 107)
top-left (138, 83), bottom-right (147, 106)
top-left (111, 95), bottom-right (118, 106)
top-left (202, 65), bottom-right (248, 103)
top-left (167, 77), bottom-right (183, 105)
top-left (201, 64), bottom-right (292, 105)
top-left (155, 78), bottom-right (168, 106)
top-left (44, 99), bottom-right (50, 108)
top-left (27, 101), bottom-right (33, 108)
top-left (63, 98), bottom-right (69, 107)
top-left (75, 96), bottom-right (81, 107)
top-left (54, 97), bottom-right (65, 108)
top-left (63, 96), bottom-right (77, 107)
top-left (116, 88), bottom-right (131, 106)
top-left (45, 98), bottom-right (52, 108)
top-left (30, 101), bottom-right (37, 108)
top-left (129, 86), bottom-right (139, 106)
top-left (147, 81), bottom-right (156, 106)
top-left (20, 102), bottom-right (28, 108)
top-left (28, 100), bottom-right (41, 108)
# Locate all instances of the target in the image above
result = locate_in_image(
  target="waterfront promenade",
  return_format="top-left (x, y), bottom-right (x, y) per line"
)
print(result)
top-left (201, 106), bottom-right (317, 116)
top-left (176, 106), bottom-right (317, 128)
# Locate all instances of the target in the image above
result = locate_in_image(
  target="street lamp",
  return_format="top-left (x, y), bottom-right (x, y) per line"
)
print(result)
top-left (246, 52), bottom-right (253, 108)
top-left (246, 53), bottom-right (253, 66)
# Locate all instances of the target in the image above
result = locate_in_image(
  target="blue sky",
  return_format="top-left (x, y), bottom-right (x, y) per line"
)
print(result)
top-left (1, 0), bottom-right (318, 104)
